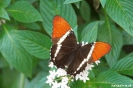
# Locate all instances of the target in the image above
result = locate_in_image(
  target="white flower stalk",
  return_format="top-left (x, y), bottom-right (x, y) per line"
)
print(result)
top-left (46, 61), bottom-right (100, 87)
top-left (56, 68), bottom-right (67, 77)
top-left (95, 60), bottom-right (100, 65)
top-left (46, 62), bottom-right (72, 88)
top-left (75, 63), bottom-right (94, 82)
top-left (48, 62), bottom-right (54, 68)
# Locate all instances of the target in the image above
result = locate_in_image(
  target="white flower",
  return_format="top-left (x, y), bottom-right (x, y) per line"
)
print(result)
top-left (60, 84), bottom-right (70, 88)
top-left (85, 42), bottom-right (88, 44)
top-left (95, 60), bottom-right (100, 65)
top-left (75, 63), bottom-right (94, 82)
top-left (61, 77), bottom-right (69, 84)
top-left (60, 77), bottom-right (70, 88)
top-left (46, 70), bottom-right (56, 86)
top-left (81, 41), bottom-right (85, 46)
top-left (85, 64), bottom-right (94, 71)
top-left (49, 70), bottom-right (56, 79)
top-left (49, 62), bottom-right (54, 68)
top-left (75, 70), bottom-right (89, 83)
top-left (46, 67), bottom-right (70, 88)
top-left (81, 70), bottom-right (89, 83)
top-left (52, 81), bottom-right (60, 88)
top-left (46, 75), bottom-right (53, 86)
top-left (56, 68), bottom-right (67, 77)
top-left (75, 73), bottom-right (82, 80)
top-left (46, 59), bottom-right (99, 87)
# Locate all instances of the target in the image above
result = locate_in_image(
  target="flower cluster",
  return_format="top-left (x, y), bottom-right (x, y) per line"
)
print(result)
top-left (75, 63), bottom-right (94, 83)
top-left (46, 62), bottom-right (73, 88)
top-left (46, 61), bottom-right (100, 88)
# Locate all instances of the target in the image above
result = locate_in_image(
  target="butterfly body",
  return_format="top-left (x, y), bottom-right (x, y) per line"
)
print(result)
top-left (50, 16), bottom-right (111, 76)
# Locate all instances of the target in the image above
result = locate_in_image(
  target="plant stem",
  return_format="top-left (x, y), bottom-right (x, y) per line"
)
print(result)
top-left (19, 73), bottom-right (25, 88)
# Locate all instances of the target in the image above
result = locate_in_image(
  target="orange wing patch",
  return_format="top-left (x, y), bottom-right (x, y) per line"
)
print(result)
top-left (52, 16), bottom-right (71, 38)
top-left (92, 42), bottom-right (111, 61)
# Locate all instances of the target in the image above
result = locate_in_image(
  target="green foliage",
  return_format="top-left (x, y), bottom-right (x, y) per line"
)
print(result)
top-left (111, 52), bottom-right (133, 76)
top-left (15, 30), bottom-right (51, 59)
top-left (0, 8), bottom-right (10, 20)
top-left (0, 25), bottom-right (32, 77)
top-left (100, 0), bottom-right (106, 7)
top-left (81, 21), bottom-right (102, 43)
top-left (64, 0), bottom-right (82, 4)
top-left (40, 0), bottom-right (77, 36)
top-left (0, 0), bottom-right (11, 8)
top-left (0, 0), bottom-right (133, 88)
top-left (98, 24), bottom-right (123, 67)
top-left (105, 0), bottom-right (133, 36)
top-left (8, 1), bottom-right (43, 23)
top-left (93, 71), bottom-right (133, 88)
top-left (80, 0), bottom-right (91, 22)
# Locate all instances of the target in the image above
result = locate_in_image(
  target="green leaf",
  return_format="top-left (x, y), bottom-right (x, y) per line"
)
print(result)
top-left (64, 0), bottom-right (81, 4)
top-left (32, 60), bottom-right (50, 88)
top-left (122, 30), bottom-right (133, 45)
top-left (0, 0), bottom-right (11, 8)
top-left (80, 0), bottom-right (91, 22)
top-left (105, 0), bottom-right (133, 36)
top-left (2, 68), bottom-right (20, 88)
top-left (39, 59), bottom-right (50, 71)
top-left (0, 8), bottom-right (10, 20)
top-left (81, 21), bottom-right (102, 43)
top-left (8, 1), bottom-right (43, 23)
top-left (12, 73), bottom-right (27, 88)
top-left (92, 71), bottom-right (133, 88)
top-left (124, 52), bottom-right (133, 58)
top-left (119, 50), bottom-right (126, 59)
top-left (40, 0), bottom-right (77, 36)
top-left (93, 59), bottom-right (110, 76)
top-left (27, 0), bottom-right (37, 4)
top-left (74, 2), bottom-right (80, 9)
top-left (100, 0), bottom-right (106, 7)
top-left (77, 23), bottom-right (88, 41)
top-left (71, 80), bottom-right (88, 88)
top-left (98, 23), bottom-right (123, 67)
top-left (111, 54), bottom-right (133, 76)
top-left (0, 54), bottom-right (8, 68)
top-left (73, 25), bottom-right (78, 40)
top-left (34, 73), bottom-right (50, 88)
top-left (0, 75), bottom-right (2, 88)
top-left (28, 71), bottom-right (49, 88)
top-left (14, 30), bottom-right (51, 59)
top-left (23, 23), bottom-right (41, 30)
top-left (88, 70), bottom-right (95, 80)
top-left (2, 68), bottom-right (28, 88)
top-left (0, 25), bottom-right (32, 76)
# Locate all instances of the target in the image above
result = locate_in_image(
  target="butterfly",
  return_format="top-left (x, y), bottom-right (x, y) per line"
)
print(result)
top-left (50, 16), bottom-right (111, 76)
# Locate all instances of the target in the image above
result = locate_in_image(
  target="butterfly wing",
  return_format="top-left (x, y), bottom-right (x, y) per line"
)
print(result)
top-left (67, 43), bottom-right (93, 75)
top-left (67, 42), bottom-right (111, 75)
top-left (50, 16), bottom-right (111, 75)
top-left (92, 42), bottom-right (111, 61)
top-left (50, 16), bottom-right (77, 68)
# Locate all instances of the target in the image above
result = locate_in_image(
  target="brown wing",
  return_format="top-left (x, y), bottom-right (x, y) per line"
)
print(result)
top-left (67, 42), bottom-right (111, 75)
top-left (50, 16), bottom-right (77, 68)
top-left (67, 43), bottom-right (93, 75)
